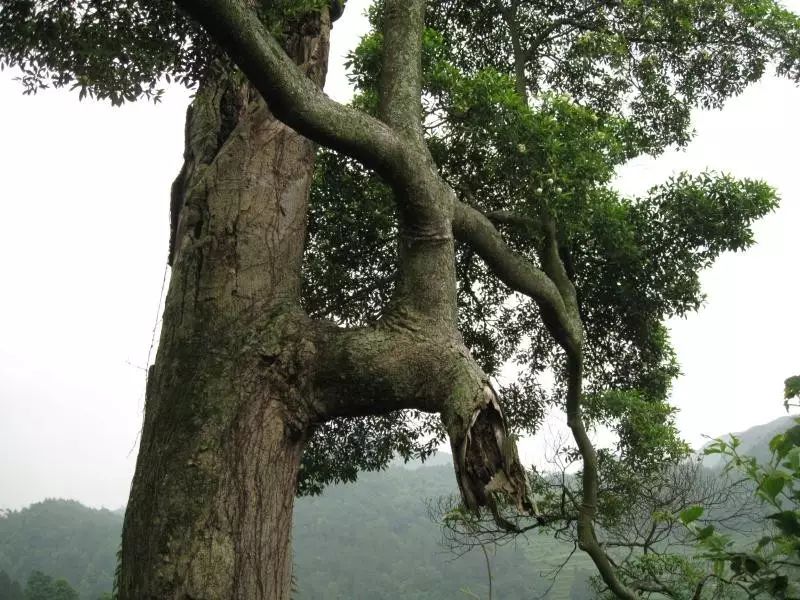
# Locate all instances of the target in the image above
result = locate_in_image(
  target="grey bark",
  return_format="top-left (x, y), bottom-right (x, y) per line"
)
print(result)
top-left (120, 12), bottom-right (330, 599)
top-left (121, 2), bottom-right (536, 598)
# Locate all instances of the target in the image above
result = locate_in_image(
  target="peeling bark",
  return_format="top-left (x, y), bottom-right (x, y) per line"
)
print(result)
top-left (449, 385), bottom-right (534, 517)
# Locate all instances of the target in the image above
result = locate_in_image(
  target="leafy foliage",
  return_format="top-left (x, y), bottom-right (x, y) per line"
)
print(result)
top-left (0, 0), bottom-right (210, 104)
top-left (785, 375), bottom-right (800, 410)
top-left (428, 0), bottom-right (800, 151)
top-left (685, 414), bottom-right (800, 598)
top-left (602, 398), bottom-right (800, 599)
top-left (23, 571), bottom-right (79, 600)
top-left (0, 0), bottom-right (329, 104)
top-left (298, 6), bottom-right (778, 493)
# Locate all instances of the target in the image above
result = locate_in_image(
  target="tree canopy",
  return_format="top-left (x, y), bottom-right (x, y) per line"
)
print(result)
top-left (299, 0), bottom-right (783, 494)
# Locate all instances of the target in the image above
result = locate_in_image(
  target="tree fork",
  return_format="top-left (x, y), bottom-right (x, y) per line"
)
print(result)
top-left (121, 0), bottom-right (539, 596)
top-left (119, 8), bottom-right (333, 599)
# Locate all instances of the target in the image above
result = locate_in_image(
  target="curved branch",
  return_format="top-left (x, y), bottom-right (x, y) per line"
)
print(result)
top-left (564, 356), bottom-right (639, 600)
top-left (310, 323), bottom-right (534, 517)
top-left (456, 199), bottom-right (640, 599)
top-left (452, 200), bottom-right (582, 355)
top-left (174, 0), bottom-right (406, 182)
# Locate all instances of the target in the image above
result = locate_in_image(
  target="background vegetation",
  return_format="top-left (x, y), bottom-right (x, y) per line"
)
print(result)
top-left (1, 415), bottom-right (794, 600)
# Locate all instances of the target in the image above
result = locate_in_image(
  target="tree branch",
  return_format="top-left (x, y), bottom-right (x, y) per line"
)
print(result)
top-left (310, 323), bottom-right (534, 517)
top-left (452, 200), bottom-right (582, 355)
top-left (538, 210), bottom-right (580, 325)
top-left (174, 0), bottom-right (406, 182)
top-left (456, 197), bottom-right (640, 599)
top-left (379, 0), bottom-right (426, 142)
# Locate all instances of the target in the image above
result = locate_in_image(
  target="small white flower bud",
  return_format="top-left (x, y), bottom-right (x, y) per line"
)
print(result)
top-left (547, 178), bottom-right (554, 185)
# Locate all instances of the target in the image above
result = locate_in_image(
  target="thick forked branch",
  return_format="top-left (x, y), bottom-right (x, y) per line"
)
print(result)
top-left (310, 322), bottom-right (534, 516)
top-left (376, 0), bottom-right (459, 326)
top-left (173, 0), bottom-right (625, 593)
top-left (178, 0), bottom-right (457, 325)
top-left (174, 0), bottom-right (406, 182)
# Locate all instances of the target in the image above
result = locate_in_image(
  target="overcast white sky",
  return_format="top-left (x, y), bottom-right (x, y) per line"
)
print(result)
top-left (1, 1), bottom-right (798, 511)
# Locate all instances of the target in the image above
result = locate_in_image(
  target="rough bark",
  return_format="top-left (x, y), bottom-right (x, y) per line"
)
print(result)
top-left (119, 11), bottom-right (331, 599)
top-left (121, 1), bottom-right (538, 598)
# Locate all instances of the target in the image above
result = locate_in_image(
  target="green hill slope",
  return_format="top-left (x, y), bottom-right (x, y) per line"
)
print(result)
top-left (4, 414), bottom-right (791, 599)
top-left (0, 500), bottom-right (121, 599)
top-left (293, 460), bottom-right (594, 599)
top-left (0, 464), bottom-right (593, 599)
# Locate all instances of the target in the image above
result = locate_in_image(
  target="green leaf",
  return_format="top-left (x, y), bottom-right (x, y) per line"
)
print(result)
top-left (696, 525), bottom-right (715, 540)
top-left (760, 473), bottom-right (786, 502)
top-left (785, 375), bottom-right (800, 400)
top-left (767, 511), bottom-right (800, 537)
top-left (756, 535), bottom-right (773, 550)
top-left (743, 556), bottom-right (761, 575)
top-left (679, 505), bottom-right (704, 525)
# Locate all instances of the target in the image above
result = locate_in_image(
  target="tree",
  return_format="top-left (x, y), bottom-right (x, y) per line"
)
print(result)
top-left (1, 0), bottom-right (797, 598)
top-left (0, 571), bottom-right (23, 600)
top-left (23, 571), bottom-right (79, 600)
top-left (603, 378), bottom-right (800, 599)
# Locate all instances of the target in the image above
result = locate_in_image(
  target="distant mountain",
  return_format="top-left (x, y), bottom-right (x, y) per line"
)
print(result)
top-left (0, 466), bottom-right (593, 600)
top-left (292, 461), bottom-right (594, 599)
top-left (702, 414), bottom-right (797, 468)
top-left (0, 499), bottom-right (121, 600)
top-left (3, 415), bottom-right (795, 599)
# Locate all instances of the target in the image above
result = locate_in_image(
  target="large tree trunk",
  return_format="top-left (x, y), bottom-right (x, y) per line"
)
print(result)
top-left (118, 12), bottom-right (330, 600)
top-left (120, 3), bottom-right (537, 598)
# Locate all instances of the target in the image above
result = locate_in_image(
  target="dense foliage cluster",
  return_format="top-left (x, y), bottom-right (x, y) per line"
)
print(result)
top-left (0, 0), bottom-right (329, 103)
top-left (429, 0), bottom-right (800, 150)
top-left (299, 0), bottom-right (783, 494)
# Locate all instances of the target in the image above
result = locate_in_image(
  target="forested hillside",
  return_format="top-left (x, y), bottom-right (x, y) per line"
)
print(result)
top-left (1, 415), bottom-right (793, 599)
top-left (293, 462), bottom-right (594, 599)
top-left (0, 500), bottom-right (119, 599)
top-left (0, 465), bottom-right (595, 599)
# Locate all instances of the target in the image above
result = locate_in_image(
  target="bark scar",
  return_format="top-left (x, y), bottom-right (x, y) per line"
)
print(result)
top-left (454, 384), bottom-right (536, 525)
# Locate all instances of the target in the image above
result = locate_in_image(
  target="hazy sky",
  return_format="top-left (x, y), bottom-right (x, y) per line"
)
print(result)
top-left (1, 1), bottom-right (798, 511)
